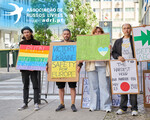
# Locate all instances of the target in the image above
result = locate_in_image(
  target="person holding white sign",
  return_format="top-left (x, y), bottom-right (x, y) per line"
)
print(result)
top-left (86, 27), bottom-right (112, 113)
top-left (112, 23), bottom-right (138, 116)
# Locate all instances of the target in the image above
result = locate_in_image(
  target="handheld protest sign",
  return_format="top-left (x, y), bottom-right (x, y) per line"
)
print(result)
top-left (47, 42), bottom-right (79, 82)
top-left (77, 34), bottom-right (110, 61)
top-left (109, 59), bottom-right (140, 94)
top-left (81, 78), bottom-right (90, 109)
top-left (132, 25), bottom-right (150, 62)
top-left (16, 45), bottom-right (49, 71)
top-left (143, 70), bottom-right (150, 107)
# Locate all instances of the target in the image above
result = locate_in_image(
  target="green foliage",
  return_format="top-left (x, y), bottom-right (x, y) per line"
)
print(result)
top-left (63, 0), bottom-right (98, 41)
top-left (31, 0), bottom-right (60, 45)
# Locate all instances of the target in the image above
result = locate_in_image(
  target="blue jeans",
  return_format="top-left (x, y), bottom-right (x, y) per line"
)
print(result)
top-left (87, 66), bottom-right (112, 110)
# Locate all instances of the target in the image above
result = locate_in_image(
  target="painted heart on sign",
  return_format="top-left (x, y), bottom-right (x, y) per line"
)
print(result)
top-left (98, 47), bottom-right (108, 56)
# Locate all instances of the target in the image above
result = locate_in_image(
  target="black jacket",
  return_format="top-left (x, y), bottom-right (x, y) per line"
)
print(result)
top-left (112, 35), bottom-right (135, 59)
top-left (19, 38), bottom-right (40, 45)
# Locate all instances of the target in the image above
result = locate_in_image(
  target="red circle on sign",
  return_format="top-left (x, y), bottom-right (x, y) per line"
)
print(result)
top-left (120, 82), bottom-right (130, 91)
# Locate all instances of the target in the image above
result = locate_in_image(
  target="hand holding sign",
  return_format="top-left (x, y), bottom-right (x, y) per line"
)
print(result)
top-left (118, 56), bottom-right (125, 62)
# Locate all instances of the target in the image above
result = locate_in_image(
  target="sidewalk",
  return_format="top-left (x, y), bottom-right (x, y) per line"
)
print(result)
top-left (0, 68), bottom-right (150, 120)
top-left (0, 97), bottom-right (150, 120)
top-left (0, 67), bottom-right (20, 81)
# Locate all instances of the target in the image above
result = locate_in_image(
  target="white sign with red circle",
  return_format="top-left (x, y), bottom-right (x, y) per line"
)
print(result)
top-left (110, 59), bottom-right (139, 94)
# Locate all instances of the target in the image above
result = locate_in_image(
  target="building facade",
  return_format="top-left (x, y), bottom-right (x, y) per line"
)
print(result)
top-left (83, 0), bottom-right (139, 41)
top-left (140, 0), bottom-right (150, 25)
top-left (0, 0), bottom-right (32, 49)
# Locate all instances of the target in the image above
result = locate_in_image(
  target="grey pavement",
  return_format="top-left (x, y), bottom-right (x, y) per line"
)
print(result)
top-left (0, 98), bottom-right (150, 120)
top-left (0, 67), bottom-right (20, 81)
top-left (0, 68), bottom-right (150, 120)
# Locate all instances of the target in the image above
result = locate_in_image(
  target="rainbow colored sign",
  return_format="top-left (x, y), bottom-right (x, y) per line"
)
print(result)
top-left (16, 45), bottom-right (49, 71)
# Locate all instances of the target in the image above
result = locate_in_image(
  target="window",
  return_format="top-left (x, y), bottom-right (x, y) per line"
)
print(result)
top-left (114, 8), bottom-right (122, 12)
top-left (103, 8), bottom-right (112, 12)
top-left (125, 8), bottom-right (134, 12)
top-left (93, 8), bottom-right (100, 12)
top-left (112, 27), bottom-right (122, 32)
top-left (14, 15), bottom-right (17, 22)
top-left (125, 0), bottom-right (137, 1)
top-left (93, 0), bottom-right (100, 1)
top-left (125, 18), bottom-right (135, 21)
top-left (4, 33), bottom-right (11, 48)
top-left (4, 10), bottom-right (11, 20)
top-left (27, 0), bottom-right (29, 5)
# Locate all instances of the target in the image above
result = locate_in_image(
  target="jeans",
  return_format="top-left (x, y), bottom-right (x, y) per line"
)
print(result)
top-left (120, 94), bottom-right (138, 111)
top-left (21, 71), bottom-right (39, 104)
top-left (87, 66), bottom-right (112, 110)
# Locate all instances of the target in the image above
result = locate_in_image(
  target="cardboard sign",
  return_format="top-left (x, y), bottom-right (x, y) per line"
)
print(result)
top-left (16, 45), bottom-right (49, 71)
top-left (112, 94), bottom-right (131, 107)
top-left (81, 78), bottom-right (130, 108)
top-left (81, 78), bottom-right (90, 108)
top-left (47, 42), bottom-right (79, 82)
top-left (143, 70), bottom-right (150, 107)
top-left (77, 34), bottom-right (110, 61)
top-left (132, 26), bottom-right (150, 61)
top-left (109, 59), bottom-right (140, 94)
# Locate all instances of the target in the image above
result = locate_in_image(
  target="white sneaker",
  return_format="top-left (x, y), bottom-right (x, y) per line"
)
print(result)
top-left (132, 110), bottom-right (138, 116)
top-left (18, 104), bottom-right (28, 111)
top-left (116, 109), bottom-right (125, 115)
top-left (106, 109), bottom-right (112, 113)
top-left (34, 103), bottom-right (40, 111)
top-left (89, 109), bottom-right (94, 112)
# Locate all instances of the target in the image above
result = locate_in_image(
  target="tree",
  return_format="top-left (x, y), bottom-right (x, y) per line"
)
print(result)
top-left (31, 0), bottom-right (60, 45)
top-left (63, 0), bottom-right (98, 41)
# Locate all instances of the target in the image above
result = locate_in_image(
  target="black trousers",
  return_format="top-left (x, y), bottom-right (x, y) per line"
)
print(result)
top-left (21, 71), bottom-right (39, 104)
top-left (119, 94), bottom-right (138, 111)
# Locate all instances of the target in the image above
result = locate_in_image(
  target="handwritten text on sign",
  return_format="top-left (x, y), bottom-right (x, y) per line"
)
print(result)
top-left (16, 45), bottom-right (49, 71)
top-left (132, 26), bottom-right (150, 61)
top-left (144, 73), bottom-right (150, 104)
top-left (51, 45), bottom-right (76, 78)
top-left (110, 59), bottom-right (139, 94)
top-left (82, 78), bottom-right (90, 108)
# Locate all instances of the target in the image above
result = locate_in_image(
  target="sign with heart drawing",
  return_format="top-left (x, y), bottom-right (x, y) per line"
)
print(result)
top-left (98, 47), bottom-right (108, 56)
top-left (77, 34), bottom-right (110, 61)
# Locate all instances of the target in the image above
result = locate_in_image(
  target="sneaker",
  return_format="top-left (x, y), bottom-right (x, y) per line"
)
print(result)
top-left (34, 103), bottom-right (40, 111)
top-left (18, 104), bottom-right (28, 111)
top-left (89, 109), bottom-right (94, 112)
top-left (55, 104), bottom-right (65, 111)
top-left (116, 109), bottom-right (125, 115)
top-left (132, 110), bottom-right (138, 116)
top-left (71, 104), bottom-right (77, 112)
top-left (106, 109), bottom-right (112, 113)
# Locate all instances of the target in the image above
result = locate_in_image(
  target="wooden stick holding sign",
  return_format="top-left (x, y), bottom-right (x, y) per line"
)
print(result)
top-left (143, 70), bottom-right (150, 107)
top-left (47, 42), bottom-right (79, 82)
top-left (109, 59), bottom-right (140, 94)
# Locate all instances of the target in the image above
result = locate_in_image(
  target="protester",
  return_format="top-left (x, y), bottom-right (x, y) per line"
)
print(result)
top-left (112, 23), bottom-right (138, 116)
top-left (18, 26), bottom-right (40, 111)
top-left (85, 26), bottom-right (112, 112)
top-left (46, 28), bottom-right (83, 112)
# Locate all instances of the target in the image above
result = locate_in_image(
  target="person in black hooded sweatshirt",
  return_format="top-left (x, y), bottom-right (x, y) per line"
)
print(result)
top-left (18, 26), bottom-right (40, 111)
